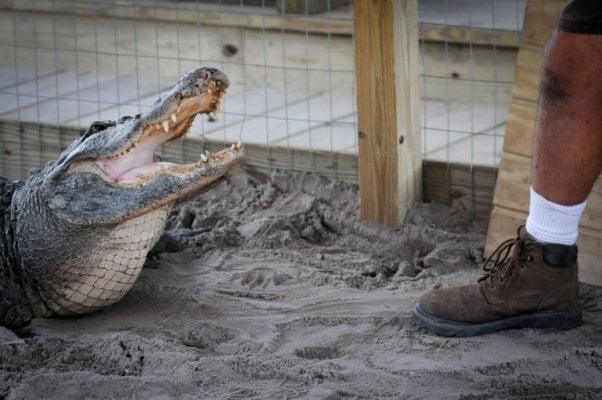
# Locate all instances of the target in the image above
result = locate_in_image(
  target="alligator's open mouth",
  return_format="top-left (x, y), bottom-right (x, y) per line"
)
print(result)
top-left (92, 74), bottom-right (241, 185)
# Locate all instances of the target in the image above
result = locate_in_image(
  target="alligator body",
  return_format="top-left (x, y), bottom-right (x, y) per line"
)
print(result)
top-left (0, 67), bottom-right (243, 327)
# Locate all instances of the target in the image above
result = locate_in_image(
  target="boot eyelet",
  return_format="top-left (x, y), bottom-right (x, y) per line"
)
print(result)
top-left (488, 285), bottom-right (495, 290)
top-left (520, 264), bottom-right (526, 269)
top-left (526, 256), bottom-right (533, 262)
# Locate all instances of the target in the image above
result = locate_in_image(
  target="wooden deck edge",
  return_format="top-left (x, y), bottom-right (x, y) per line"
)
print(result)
top-left (1, 120), bottom-right (499, 217)
top-left (423, 160), bottom-right (498, 217)
top-left (420, 24), bottom-right (519, 48)
top-left (0, 120), bottom-right (358, 183)
top-left (1, 0), bottom-right (520, 47)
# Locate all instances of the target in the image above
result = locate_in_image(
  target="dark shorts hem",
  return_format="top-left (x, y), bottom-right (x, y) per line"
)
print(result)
top-left (558, 0), bottom-right (602, 35)
top-left (558, 18), bottom-right (602, 35)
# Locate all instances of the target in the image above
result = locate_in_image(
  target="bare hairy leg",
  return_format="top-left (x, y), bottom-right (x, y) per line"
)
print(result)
top-left (532, 31), bottom-right (602, 205)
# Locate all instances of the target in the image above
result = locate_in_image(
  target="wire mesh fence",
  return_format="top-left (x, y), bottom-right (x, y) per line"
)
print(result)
top-left (0, 0), bottom-right (525, 188)
top-left (419, 0), bottom-right (524, 167)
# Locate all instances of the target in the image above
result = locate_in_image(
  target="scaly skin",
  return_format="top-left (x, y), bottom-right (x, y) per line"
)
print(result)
top-left (0, 67), bottom-right (243, 328)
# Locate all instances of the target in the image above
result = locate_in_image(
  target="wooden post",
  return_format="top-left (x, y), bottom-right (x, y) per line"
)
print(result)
top-left (353, 0), bottom-right (421, 227)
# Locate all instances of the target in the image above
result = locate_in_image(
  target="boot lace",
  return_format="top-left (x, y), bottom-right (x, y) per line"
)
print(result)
top-left (478, 227), bottom-right (533, 288)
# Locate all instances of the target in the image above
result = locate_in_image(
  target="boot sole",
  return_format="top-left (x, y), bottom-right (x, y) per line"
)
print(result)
top-left (412, 303), bottom-right (582, 337)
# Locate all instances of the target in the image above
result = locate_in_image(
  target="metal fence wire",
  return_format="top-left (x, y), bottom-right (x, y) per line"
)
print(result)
top-left (0, 0), bottom-right (525, 184)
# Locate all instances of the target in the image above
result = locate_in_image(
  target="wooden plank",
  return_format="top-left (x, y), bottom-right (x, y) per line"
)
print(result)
top-left (491, 152), bottom-right (532, 213)
top-left (576, 227), bottom-right (602, 286)
top-left (454, 165), bottom-right (495, 213)
top-left (0, 121), bottom-right (360, 183)
top-left (520, 0), bottom-right (565, 47)
top-left (3, 0), bottom-right (524, 47)
top-left (423, 160), bottom-right (497, 216)
top-left (420, 24), bottom-right (519, 48)
top-left (0, 120), bottom-right (77, 180)
top-left (353, 0), bottom-right (421, 227)
top-left (510, 45), bottom-right (545, 103)
top-left (486, 207), bottom-right (526, 258)
top-left (4, 0), bottom-right (354, 36)
top-left (502, 98), bottom-right (537, 157)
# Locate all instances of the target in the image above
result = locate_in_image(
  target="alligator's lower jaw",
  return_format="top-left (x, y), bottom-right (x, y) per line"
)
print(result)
top-left (115, 143), bottom-right (243, 186)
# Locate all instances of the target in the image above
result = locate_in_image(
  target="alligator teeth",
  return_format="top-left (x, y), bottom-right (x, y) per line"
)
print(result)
top-left (170, 113), bottom-right (177, 122)
top-left (200, 153), bottom-right (208, 163)
top-left (236, 140), bottom-right (241, 150)
top-left (162, 120), bottom-right (169, 133)
top-left (230, 143), bottom-right (236, 151)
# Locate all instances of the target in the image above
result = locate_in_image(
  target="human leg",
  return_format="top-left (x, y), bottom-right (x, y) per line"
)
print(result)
top-left (531, 31), bottom-right (602, 206)
top-left (526, 31), bottom-right (602, 244)
top-left (413, 1), bottom-right (602, 337)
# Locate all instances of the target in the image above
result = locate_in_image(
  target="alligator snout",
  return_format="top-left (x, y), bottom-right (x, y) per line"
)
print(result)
top-left (181, 67), bottom-right (229, 94)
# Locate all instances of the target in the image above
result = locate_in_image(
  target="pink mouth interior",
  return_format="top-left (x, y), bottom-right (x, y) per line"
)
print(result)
top-left (98, 134), bottom-right (174, 183)
top-left (94, 83), bottom-right (226, 184)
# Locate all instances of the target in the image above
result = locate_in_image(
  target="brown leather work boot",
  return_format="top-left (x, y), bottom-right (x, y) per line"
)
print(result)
top-left (413, 226), bottom-right (582, 337)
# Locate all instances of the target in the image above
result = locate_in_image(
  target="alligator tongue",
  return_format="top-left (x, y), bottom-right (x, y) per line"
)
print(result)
top-left (115, 161), bottom-right (179, 184)
top-left (98, 133), bottom-right (162, 182)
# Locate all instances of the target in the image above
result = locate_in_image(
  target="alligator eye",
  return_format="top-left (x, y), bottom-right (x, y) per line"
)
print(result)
top-left (154, 153), bottom-right (163, 162)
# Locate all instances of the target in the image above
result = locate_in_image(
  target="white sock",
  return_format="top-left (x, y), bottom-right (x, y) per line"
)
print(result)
top-left (525, 187), bottom-right (586, 245)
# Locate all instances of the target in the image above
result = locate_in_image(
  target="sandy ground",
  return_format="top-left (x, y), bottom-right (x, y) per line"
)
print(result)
top-left (1, 171), bottom-right (601, 399)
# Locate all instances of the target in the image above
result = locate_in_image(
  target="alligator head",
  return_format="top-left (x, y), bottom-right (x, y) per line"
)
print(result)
top-left (45, 66), bottom-right (241, 224)
top-left (9, 67), bottom-right (242, 321)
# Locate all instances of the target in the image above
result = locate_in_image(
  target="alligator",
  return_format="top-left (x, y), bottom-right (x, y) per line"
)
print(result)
top-left (0, 67), bottom-right (243, 328)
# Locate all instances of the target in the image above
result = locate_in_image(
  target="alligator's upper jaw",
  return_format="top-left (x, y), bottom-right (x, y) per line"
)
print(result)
top-left (93, 71), bottom-right (235, 186)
